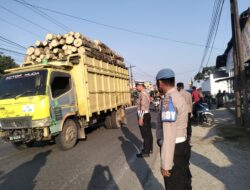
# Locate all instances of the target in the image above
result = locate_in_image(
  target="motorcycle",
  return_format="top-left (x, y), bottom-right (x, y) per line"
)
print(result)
top-left (152, 97), bottom-right (161, 112)
top-left (192, 102), bottom-right (215, 127)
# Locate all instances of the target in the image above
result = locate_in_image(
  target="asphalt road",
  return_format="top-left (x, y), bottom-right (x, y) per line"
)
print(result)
top-left (0, 107), bottom-right (164, 190)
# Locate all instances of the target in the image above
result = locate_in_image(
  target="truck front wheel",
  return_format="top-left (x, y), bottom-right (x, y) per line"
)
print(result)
top-left (56, 119), bottom-right (78, 150)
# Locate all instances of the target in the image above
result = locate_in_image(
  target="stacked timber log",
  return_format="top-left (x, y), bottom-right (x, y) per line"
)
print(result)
top-left (25, 32), bottom-right (125, 67)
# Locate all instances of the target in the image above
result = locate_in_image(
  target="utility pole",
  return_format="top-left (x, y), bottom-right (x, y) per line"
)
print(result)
top-left (230, 0), bottom-right (249, 127)
top-left (129, 64), bottom-right (136, 89)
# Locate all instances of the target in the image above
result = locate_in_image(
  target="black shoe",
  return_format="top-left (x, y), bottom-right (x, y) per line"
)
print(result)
top-left (142, 149), bottom-right (153, 154)
top-left (136, 153), bottom-right (150, 158)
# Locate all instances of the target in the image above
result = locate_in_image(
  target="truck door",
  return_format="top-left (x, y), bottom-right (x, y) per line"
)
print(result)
top-left (49, 71), bottom-right (77, 134)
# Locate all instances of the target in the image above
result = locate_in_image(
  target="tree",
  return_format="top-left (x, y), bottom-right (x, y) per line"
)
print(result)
top-left (0, 54), bottom-right (19, 78)
top-left (194, 66), bottom-right (217, 82)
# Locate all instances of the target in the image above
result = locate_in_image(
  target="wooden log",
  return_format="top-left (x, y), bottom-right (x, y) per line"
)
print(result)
top-left (39, 54), bottom-right (45, 59)
top-left (36, 57), bottom-right (42, 63)
top-left (35, 41), bottom-right (43, 47)
top-left (24, 55), bottom-right (32, 63)
top-left (51, 39), bottom-right (59, 47)
top-left (59, 38), bottom-right (65, 45)
top-left (51, 54), bottom-right (58, 60)
top-left (49, 43), bottom-right (53, 50)
top-left (63, 33), bottom-right (69, 38)
top-left (56, 34), bottom-right (62, 40)
top-left (66, 35), bottom-right (74, 45)
top-left (26, 46), bottom-right (35, 55)
top-left (64, 49), bottom-right (73, 55)
top-left (68, 31), bottom-right (74, 36)
top-left (31, 54), bottom-right (36, 60)
top-left (69, 46), bottom-right (77, 53)
top-left (42, 40), bottom-right (48, 47)
top-left (46, 33), bottom-right (55, 41)
top-left (34, 48), bottom-right (43, 56)
top-left (44, 47), bottom-right (50, 54)
top-left (74, 32), bottom-right (81, 39)
top-left (58, 52), bottom-right (64, 59)
top-left (53, 48), bottom-right (59, 54)
top-left (77, 46), bottom-right (86, 54)
top-left (73, 38), bottom-right (83, 47)
top-left (62, 45), bottom-right (68, 50)
top-left (45, 53), bottom-right (52, 60)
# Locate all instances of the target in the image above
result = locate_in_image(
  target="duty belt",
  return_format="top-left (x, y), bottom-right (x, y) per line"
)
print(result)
top-left (176, 137), bottom-right (186, 144)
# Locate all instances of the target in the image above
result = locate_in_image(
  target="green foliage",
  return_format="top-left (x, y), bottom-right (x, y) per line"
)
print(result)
top-left (0, 54), bottom-right (19, 77)
top-left (194, 66), bottom-right (217, 82)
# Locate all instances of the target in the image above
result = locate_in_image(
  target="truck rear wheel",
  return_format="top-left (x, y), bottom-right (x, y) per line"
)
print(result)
top-left (111, 110), bottom-right (122, 129)
top-left (56, 119), bottom-right (78, 150)
top-left (105, 115), bottom-right (112, 129)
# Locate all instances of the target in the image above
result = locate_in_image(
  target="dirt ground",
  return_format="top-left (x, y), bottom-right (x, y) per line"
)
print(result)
top-left (190, 108), bottom-right (250, 190)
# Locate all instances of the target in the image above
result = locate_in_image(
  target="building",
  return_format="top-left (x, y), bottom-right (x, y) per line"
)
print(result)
top-left (201, 71), bottom-right (231, 95)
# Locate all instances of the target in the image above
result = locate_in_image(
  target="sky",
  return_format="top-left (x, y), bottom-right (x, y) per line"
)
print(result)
top-left (0, 0), bottom-right (249, 88)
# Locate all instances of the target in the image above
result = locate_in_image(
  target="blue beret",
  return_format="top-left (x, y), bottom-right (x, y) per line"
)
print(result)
top-left (156, 68), bottom-right (175, 80)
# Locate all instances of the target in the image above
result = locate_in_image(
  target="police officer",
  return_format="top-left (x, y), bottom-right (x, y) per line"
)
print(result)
top-left (135, 81), bottom-right (153, 158)
top-left (177, 82), bottom-right (193, 144)
top-left (156, 69), bottom-right (192, 190)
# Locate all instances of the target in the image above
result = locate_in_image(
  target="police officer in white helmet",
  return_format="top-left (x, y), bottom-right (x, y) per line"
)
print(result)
top-left (135, 80), bottom-right (153, 157)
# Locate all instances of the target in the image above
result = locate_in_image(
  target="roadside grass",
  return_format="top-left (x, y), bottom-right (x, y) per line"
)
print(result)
top-left (217, 124), bottom-right (250, 149)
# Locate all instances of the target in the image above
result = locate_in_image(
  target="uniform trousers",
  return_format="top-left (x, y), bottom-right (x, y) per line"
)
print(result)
top-left (164, 140), bottom-right (192, 190)
top-left (139, 113), bottom-right (153, 153)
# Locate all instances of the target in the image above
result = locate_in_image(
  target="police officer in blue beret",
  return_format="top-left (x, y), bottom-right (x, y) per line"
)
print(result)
top-left (156, 68), bottom-right (192, 190)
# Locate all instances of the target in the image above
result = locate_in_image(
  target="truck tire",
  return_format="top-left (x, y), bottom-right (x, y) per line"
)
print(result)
top-left (56, 119), bottom-right (78, 150)
top-left (111, 110), bottom-right (121, 129)
top-left (105, 115), bottom-right (112, 129)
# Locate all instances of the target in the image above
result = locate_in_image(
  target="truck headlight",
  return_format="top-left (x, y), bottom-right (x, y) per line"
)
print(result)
top-left (32, 118), bottom-right (50, 128)
top-left (0, 121), bottom-right (2, 128)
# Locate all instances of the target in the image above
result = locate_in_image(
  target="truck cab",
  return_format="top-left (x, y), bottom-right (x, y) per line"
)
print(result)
top-left (0, 63), bottom-right (80, 150)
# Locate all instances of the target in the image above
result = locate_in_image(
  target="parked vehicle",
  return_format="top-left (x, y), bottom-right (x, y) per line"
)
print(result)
top-left (152, 97), bottom-right (161, 112)
top-left (192, 103), bottom-right (215, 127)
top-left (0, 54), bottom-right (131, 150)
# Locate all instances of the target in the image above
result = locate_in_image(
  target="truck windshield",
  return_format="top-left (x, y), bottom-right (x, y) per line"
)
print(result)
top-left (0, 70), bottom-right (48, 100)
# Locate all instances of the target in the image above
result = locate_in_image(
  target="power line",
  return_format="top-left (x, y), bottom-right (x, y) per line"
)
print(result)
top-left (14, 0), bottom-right (224, 50)
top-left (0, 47), bottom-right (26, 55)
top-left (0, 35), bottom-right (26, 50)
top-left (0, 17), bottom-right (41, 38)
top-left (0, 4), bottom-right (50, 33)
top-left (0, 42), bottom-right (25, 50)
top-left (205, 0), bottom-right (225, 67)
top-left (199, 0), bottom-right (221, 72)
top-left (13, 0), bottom-right (70, 32)
top-left (198, 0), bottom-right (225, 72)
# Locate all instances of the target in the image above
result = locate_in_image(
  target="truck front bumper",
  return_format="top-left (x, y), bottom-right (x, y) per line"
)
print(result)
top-left (0, 117), bottom-right (50, 142)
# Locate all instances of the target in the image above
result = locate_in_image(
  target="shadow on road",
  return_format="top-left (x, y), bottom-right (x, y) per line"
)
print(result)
top-left (119, 126), bottom-right (164, 189)
top-left (0, 150), bottom-right (52, 190)
top-left (190, 109), bottom-right (250, 189)
top-left (87, 165), bottom-right (119, 190)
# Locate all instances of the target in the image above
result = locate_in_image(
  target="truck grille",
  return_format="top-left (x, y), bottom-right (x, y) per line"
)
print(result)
top-left (0, 117), bottom-right (32, 129)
